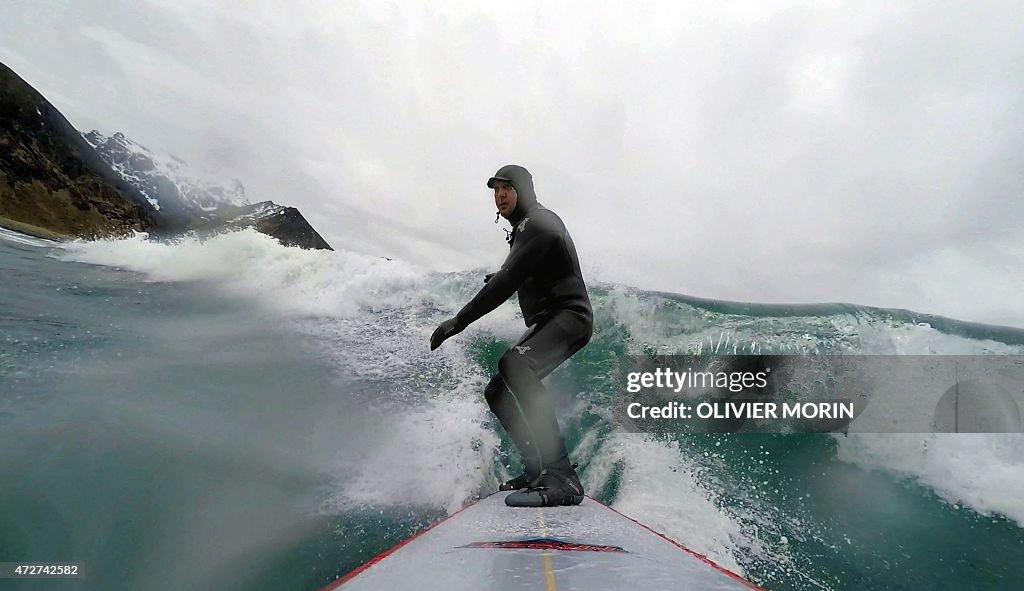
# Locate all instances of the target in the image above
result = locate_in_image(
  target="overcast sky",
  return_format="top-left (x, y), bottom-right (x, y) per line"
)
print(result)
top-left (2, 0), bottom-right (1022, 327)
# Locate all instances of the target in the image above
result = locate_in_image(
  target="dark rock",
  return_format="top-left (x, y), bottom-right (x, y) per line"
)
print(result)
top-left (189, 201), bottom-right (333, 251)
top-left (0, 61), bottom-right (158, 238)
top-left (1, 61), bottom-right (332, 251)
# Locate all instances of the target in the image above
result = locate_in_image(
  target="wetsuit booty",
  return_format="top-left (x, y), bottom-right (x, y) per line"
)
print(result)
top-left (499, 472), bottom-right (536, 491)
top-left (505, 464), bottom-right (584, 507)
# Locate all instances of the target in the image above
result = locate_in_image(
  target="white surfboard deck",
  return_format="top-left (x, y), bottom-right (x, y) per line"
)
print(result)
top-left (324, 492), bottom-right (762, 591)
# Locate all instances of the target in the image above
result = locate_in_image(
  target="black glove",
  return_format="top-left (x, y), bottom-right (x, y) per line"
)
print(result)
top-left (484, 272), bottom-right (495, 284)
top-left (430, 317), bottom-right (464, 351)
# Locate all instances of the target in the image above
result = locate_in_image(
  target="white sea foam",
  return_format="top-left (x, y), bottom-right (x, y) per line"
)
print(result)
top-left (56, 228), bottom-right (1024, 534)
top-left (585, 433), bottom-right (750, 574)
top-left (833, 324), bottom-right (1024, 526)
top-left (327, 393), bottom-right (500, 514)
top-left (60, 228), bottom-right (425, 317)
top-left (836, 434), bottom-right (1024, 526)
top-left (0, 226), bottom-right (60, 248)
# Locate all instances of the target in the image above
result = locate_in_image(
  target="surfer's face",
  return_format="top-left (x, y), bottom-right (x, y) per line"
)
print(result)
top-left (493, 181), bottom-right (517, 219)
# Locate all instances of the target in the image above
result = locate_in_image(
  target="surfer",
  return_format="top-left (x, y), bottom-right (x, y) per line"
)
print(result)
top-left (430, 164), bottom-right (593, 507)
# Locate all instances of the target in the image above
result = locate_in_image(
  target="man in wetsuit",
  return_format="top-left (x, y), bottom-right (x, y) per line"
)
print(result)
top-left (430, 164), bottom-right (593, 507)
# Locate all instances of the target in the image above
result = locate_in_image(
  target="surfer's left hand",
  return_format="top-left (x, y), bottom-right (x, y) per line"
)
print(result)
top-left (430, 318), bottom-right (464, 350)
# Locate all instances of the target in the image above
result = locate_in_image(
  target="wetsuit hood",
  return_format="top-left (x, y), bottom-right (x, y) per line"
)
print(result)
top-left (487, 164), bottom-right (538, 225)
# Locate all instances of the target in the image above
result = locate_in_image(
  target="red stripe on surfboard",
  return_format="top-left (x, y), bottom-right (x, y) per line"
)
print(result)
top-left (587, 496), bottom-right (768, 591)
top-left (317, 495), bottom-right (484, 590)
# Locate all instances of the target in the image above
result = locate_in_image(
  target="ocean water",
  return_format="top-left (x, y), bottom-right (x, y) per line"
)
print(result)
top-left (1, 226), bottom-right (1022, 591)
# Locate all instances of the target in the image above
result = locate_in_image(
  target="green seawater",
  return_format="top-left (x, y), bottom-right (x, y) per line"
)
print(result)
top-left (2, 227), bottom-right (1022, 590)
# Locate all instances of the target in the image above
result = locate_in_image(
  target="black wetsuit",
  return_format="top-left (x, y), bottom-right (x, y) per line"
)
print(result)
top-left (456, 165), bottom-right (593, 478)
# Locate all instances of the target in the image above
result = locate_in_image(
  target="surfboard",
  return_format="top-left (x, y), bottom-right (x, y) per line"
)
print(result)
top-left (322, 492), bottom-right (764, 590)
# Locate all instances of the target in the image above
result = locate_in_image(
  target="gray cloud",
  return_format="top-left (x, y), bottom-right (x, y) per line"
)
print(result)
top-left (2, 0), bottom-right (1021, 326)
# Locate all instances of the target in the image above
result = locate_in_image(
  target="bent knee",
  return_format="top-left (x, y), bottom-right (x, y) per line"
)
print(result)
top-left (484, 374), bottom-right (507, 405)
top-left (497, 348), bottom-right (536, 377)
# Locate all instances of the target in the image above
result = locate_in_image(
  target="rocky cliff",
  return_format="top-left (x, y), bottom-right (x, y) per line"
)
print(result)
top-left (0, 62), bottom-right (158, 238)
top-left (188, 201), bottom-right (333, 251)
top-left (1, 61), bottom-right (331, 250)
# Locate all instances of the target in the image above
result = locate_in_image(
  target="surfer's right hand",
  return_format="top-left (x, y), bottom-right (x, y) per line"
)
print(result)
top-left (430, 317), bottom-right (464, 351)
top-left (484, 272), bottom-right (495, 284)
